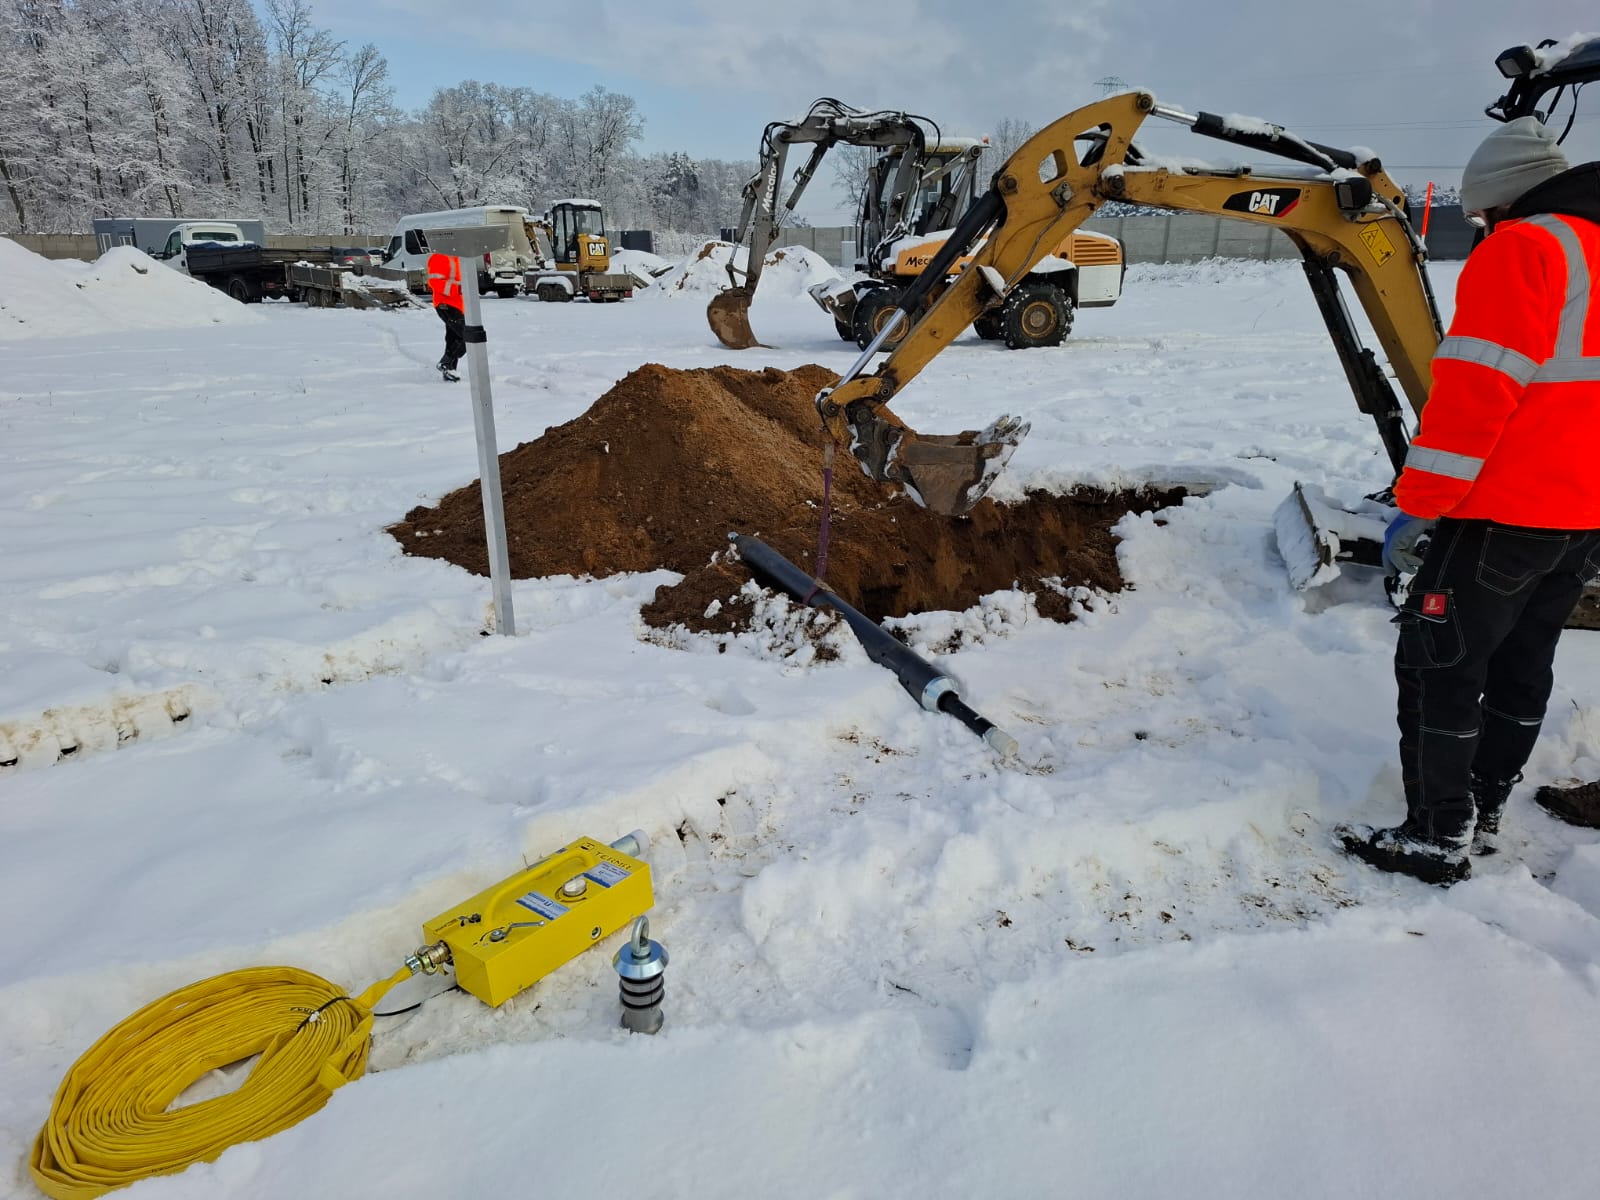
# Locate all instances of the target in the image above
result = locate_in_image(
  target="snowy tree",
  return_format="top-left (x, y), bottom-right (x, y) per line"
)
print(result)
top-left (0, 2), bottom-right (779, 240)
top-left (989, 117), bottom-right (1037, 170)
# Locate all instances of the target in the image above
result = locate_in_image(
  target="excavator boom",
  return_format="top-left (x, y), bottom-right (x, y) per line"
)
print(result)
top-left (816, 90), bottom-right (1450, 515)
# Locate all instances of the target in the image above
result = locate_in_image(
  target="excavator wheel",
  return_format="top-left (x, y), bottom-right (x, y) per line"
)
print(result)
top-left (851, 288), bottom-right (909, 351)
top-left (974, 310), bottom-right (1004, 341)
top-left (834, 316), bottom-right (856, 342)
top-left (1000, 283), bottom-right (1071, 350)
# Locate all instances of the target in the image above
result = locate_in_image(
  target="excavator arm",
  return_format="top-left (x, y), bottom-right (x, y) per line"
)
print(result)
top-left (709, 99), bottom-right (938, 350)
top-left (817, 90), bottom-right (1448, 514)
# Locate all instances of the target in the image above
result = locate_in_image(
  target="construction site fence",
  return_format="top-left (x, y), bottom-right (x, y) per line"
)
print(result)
top-left (5, 232), bottom-right (390, 260)
top-left (726, 210), bottom-right (1472, 267)
top-left (9, 209), bottom-right (1473, 267)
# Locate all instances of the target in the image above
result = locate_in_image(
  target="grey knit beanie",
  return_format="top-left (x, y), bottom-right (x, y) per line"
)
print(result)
top-left (1460, 117), bottom-right (1569, 210)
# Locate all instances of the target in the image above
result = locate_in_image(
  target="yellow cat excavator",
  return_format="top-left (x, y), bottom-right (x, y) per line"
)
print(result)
top-left (812, 34), bottom-right (1600, 627)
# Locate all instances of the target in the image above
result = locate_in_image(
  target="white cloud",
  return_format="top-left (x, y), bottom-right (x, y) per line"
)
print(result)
top-left (311, 0), bottom-right (1598, 186)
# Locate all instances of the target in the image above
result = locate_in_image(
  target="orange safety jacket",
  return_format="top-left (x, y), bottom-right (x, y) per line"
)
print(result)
top-left (1395, 189), bottom-right (1600, 528)
top-left (426, 252), bottom-right (463, 311)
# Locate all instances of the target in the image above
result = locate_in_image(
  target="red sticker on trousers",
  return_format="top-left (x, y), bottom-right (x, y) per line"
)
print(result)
top-left (1422, 593), bottom-right (1448, 617)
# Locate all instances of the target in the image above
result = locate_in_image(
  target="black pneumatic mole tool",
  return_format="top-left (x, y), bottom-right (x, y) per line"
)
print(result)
top-left (731, 533), bottom-right (1019, 759)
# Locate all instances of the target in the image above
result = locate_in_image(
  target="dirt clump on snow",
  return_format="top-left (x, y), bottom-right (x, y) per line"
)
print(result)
top-left (390, 363), bottom-right (1180, 630)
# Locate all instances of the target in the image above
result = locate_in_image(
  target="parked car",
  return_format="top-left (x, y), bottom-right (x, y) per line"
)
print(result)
top-left (330, 247), bottom-right (372, 271)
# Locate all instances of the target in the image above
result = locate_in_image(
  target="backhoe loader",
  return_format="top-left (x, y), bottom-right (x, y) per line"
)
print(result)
top-left (708, 98), bottom-right (1124, 351)
top-left (819, 138), bottom-right (1125, 352)
top-left (808, 35), bottom-right (1600, 624)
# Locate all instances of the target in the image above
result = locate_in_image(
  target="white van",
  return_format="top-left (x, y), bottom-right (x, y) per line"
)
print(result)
top-left (382, 206), bottom-right (536, 297)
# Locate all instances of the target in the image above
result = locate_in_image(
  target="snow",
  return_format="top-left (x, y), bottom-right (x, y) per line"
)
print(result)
top-left (608, 246), bottom-right (672, 284)
top-left (4, 259), bottom-right (1600, 1199)
top-left (649, 240), bottom-right (841, 298)
top-left (1534, 32), bottom-right (1600, 73)
top-left (0, 240), bottom-right (262, 341)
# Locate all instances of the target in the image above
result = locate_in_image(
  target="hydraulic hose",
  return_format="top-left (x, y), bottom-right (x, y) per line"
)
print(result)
top-left (30, 964), bottom-right (413, 1199)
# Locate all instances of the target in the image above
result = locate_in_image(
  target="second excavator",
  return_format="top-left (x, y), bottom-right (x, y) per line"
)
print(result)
top-left (708, 97), bottom-right (1124, 351)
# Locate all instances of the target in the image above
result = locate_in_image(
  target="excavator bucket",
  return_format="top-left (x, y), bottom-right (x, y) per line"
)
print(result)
top-left (846, 408), bottom-right (1029, 516)
top-left (707, 287), bottom-right (761, 350)
top-left (895, 427), bottom-right (1029, 515)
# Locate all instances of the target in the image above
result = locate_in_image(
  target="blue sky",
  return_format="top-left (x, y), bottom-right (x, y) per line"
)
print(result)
top-left (299, 0), bottom-right (1597, 219)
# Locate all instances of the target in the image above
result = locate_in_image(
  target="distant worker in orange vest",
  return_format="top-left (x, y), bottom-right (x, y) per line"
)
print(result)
top-left (1339, 117), bottom-right (1600, 884)
top-left (427, 251), bottom-right (465, 382)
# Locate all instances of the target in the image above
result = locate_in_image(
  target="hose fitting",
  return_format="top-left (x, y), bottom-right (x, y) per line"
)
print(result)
top-left (405, 940), bottom-right (451, 975)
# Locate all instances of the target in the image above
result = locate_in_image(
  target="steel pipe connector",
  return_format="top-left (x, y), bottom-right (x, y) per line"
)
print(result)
top-left (613, 916), bottom-right (669, 1034)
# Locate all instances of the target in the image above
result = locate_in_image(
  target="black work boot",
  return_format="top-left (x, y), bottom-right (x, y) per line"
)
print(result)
top-left (1337, 799), bottom-right (1473, 886)
top-left (1535, 780), bottom-right (1600, 829)
top-left (1468, 771), bottom-right (1521, 855)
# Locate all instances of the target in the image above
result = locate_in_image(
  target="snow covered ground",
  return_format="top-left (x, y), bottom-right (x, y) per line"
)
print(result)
top-left (4, 252), bottom-right (1600, 1199)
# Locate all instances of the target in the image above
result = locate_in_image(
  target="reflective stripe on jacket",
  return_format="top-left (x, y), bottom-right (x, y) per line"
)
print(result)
top-left (1395, 211), bottom-right (1600, 527)
top-left (426, 252), bottom-right (463, 311)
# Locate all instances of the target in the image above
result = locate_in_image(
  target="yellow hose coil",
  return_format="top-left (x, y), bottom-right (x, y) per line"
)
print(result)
top-left (30, 964), bottom-right (413, 1199)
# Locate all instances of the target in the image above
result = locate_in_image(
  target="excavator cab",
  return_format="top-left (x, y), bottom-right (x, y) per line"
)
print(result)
top-left (547, 200), bottom-right (611, 272)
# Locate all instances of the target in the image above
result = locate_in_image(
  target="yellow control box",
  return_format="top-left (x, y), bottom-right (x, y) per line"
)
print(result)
top-left (422, 836), bottom-right (654, 1007)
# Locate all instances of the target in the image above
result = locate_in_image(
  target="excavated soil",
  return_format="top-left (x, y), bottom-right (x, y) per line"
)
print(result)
top-left (390, 363), bottom-right (1182, 631)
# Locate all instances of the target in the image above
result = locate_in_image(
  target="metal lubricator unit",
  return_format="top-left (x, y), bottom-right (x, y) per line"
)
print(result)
top-left (407, 831), bottom-right (654, 1007)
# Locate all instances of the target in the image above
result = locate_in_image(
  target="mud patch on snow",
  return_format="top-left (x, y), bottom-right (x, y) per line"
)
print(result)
top-left (390, 363), bottom-right (1183, 634)
top-left (0, 685), bottom-right (207, 770)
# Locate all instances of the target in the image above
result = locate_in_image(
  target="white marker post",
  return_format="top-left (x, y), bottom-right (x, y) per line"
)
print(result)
top-left (422, 225), bottom-right (516, 635)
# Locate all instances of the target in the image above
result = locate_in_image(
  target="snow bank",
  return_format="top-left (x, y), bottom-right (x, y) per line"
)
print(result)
top-left (1124, 257), bottom-right (1288, 288)
top-left (649, 239), bottom-right (841, 298)
top-left (0, 239), bottom-right (262, 341)
top-left (609, 246), bottom-right (672, 285)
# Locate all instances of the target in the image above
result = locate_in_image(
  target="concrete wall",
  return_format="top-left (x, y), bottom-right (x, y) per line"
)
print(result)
top-left (9, 212), bottom-right (1474, 267)
top-left (5, 232), bottom-right (388, 260)
top-left (763, 225), bottom-right (847, 267)
top-left (769, 212), bottom-right (1473, 269)
top-left (5, 233), bottom-right (97, 260)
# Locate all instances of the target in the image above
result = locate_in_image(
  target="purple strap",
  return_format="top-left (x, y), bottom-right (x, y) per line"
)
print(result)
top-left (801, 440), bottom-right (835, 606)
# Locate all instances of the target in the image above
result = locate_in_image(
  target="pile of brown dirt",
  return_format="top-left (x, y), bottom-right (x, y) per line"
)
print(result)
top-left (390, 363), bottom-right (1180, 631)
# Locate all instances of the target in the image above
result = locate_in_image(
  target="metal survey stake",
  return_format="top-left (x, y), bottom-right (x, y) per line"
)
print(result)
top-left (423, 226), bottom-right (516, 635)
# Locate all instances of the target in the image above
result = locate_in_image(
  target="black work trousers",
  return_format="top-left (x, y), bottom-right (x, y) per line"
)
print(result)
top-left (436, 303), bottom-right (465, 369)
top-left (1395, 517), bottom-right (1600, 820)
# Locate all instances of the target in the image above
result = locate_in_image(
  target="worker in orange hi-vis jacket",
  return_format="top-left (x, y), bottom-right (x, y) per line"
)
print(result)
top-left (426, 252), bottom-right (465, 382)
top-left (1339, 117), bottom-right (1600, 885)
